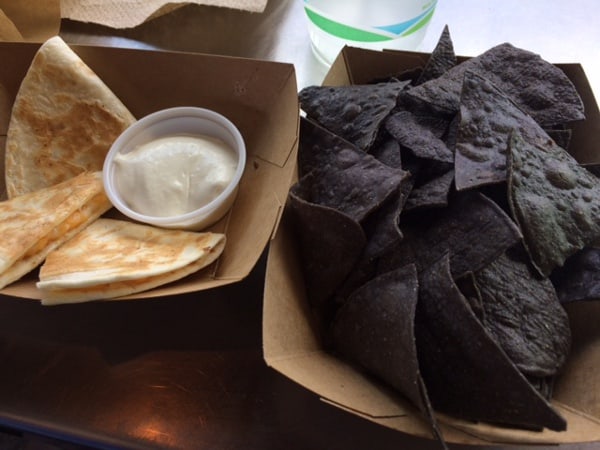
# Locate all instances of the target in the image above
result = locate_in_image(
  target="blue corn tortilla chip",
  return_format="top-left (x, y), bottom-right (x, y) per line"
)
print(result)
top-left (551, 247), bottom-right (600, 303)
top-left (369, 136), bottom-right (403, 169)
top-left (507, 129), bottom-right (600, 276)
top-left (474, 247), bottom-right (571, 377)
top-left (330, 264), bottom-right (445, 446)
top-left (298, 117), bottom-right (355, 178)
top-left (295, 143), bottom-right (408, 224)
top-left (287, 183), bottom-right (366, 314)
top-left (415, 25), bottom-right (457, 85)
top-left (333, 180), bottom-right (414, 304)
top-left (404, 169), bottom-right (454, 211)
top-left (415, 253), bottom-right (567, 431)
top-left (454, 70), bottom-right (557, 190)
top-left (298, 80), bottom-right (409, 152)
top-left (378, 190), bottom-right (522, 279)
top-left (402, 42), bottom-right (585, 127)
top-left (385, 110), bottom-right (453, 164)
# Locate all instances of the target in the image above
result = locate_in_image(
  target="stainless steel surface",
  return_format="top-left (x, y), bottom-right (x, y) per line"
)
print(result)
top-left (0, 1), bottom-right (597, 449)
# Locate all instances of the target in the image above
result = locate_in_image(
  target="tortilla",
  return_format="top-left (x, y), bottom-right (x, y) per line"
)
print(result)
top-left (287, 183), bottom-right (366, 315)
top-left (403, 42), bottom-right (585, 127)
top-left (5, 36), bottom-right (136, 198)
top-left (0, 171), bottom-right (111, 290)
top-left (385, 110), bottom-right (453, 164)
top-left (298, 80), bottom-right (409, 152)
top-left (415, 253), bottom-right (567, 431)
top-left (474, 248), bottom-right (571, 377)
top-left (330, 264), bottom-right (445, 446)
top-left (507, 129), bottom-right (600, 276)
top-left (378, 190), bottom-right (522, 279)
top-left (551, 247), bottom-right (600, 303)
top-left (415, 25), bottom-right (457, 85)
top-left (37, 218), bottom-right (226, 305)
top-left (404, 169), bottom-right (454, 211)
top-left (454, 70), bottom-right (557, 190)
top-left (295, 144), bottom-right (408, 224)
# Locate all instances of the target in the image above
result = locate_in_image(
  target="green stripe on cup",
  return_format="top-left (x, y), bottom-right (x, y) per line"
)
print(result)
top-left (401, 8), bottom-right (435, 37)
top-left (305, 7), bottom-right (394, 42)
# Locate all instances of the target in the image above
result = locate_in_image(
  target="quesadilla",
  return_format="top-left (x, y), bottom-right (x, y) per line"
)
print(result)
top-left (37, 218), bottom-right (226, 305)
top-left (0, 171), bottom-right (111, 290)
top-left (5, 36), bottom-right (135, 198)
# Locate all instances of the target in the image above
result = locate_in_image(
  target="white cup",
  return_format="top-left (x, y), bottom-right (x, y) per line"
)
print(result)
top-left (303, 0), bottom-right (438, 66)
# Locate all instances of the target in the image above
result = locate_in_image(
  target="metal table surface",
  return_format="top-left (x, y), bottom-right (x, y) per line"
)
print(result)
top-left (0, 0), bottom-right (598, 449)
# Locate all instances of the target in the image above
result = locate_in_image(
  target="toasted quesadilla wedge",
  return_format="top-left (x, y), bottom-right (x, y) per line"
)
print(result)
top-left (37, 218), bottom-right (226, 305)
top-left (5, 36), bottom-right (135, 198)
top-left (0, 171), bottom-right (111, 290)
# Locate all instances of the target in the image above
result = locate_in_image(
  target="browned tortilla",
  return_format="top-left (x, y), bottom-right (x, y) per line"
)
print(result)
top-left (5, 36), bottom-right (135, 198)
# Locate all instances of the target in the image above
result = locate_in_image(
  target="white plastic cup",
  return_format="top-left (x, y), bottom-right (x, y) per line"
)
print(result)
top-left (303, 0), bottom-right (438, 66)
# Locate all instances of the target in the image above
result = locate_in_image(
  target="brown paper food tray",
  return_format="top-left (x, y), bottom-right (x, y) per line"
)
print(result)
top-left (263, 46), bottom-right (600, 445)
top-left (0, 40), bottom-right (299, 300)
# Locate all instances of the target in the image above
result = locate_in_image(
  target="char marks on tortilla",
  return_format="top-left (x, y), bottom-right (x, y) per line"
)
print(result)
top-left (5, 36), bottom-right (136, 198)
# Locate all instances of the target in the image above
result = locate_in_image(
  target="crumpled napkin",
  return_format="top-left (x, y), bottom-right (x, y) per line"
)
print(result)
top-left (60, 0), bottom-right (269, 28)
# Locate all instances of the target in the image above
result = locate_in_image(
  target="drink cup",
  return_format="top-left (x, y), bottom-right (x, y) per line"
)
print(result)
top-left (303, 0), bottom-right (438, 66)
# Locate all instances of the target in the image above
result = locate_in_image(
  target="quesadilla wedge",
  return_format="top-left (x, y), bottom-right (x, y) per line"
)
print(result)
top-left (37, 218), bottom-right (226, 305)
top-left (0, 171), bottom-right (111, 290)
top-left (5, 36), bottom-right (135, 198)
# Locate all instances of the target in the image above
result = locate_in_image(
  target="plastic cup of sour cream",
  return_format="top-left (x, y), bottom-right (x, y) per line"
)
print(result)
top-left (103, 106), bottom-right (246, 230)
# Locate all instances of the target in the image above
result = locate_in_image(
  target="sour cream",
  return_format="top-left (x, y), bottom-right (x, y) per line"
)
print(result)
top-left (113, 134), bottom-right (238, 217)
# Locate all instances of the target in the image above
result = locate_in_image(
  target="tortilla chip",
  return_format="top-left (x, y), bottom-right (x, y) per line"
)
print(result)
top-left (287, 183), bottom-right (366, 313)
top-left (333, 180), bottom-right (414, 304)
top-left (404, 169), bottom-right (454, 211)
top-left (330, 264), bottom-right (444, 444)
top-left (454, 71), bottom-right (556, 190)
top-left (415, 253), bottom-right (567, 431)
top-left (385, 110), bottom-right (453, 164)
top-left (551, 247), bottom-right (600, 303)
top-left (295, 144), bottom-right (408, 224)
top-left (415, 25), bottom-right (457, 85)
top-left (403, 42), bottom-right (584, 127)
top-left (474, 248), bottom-right (571, 377)
top-left (379, 190), bottom-right (522, 279)
top-left (507, 129), bottom-right (600, 276)
top-left (369, 136), bottom-right (403, 169)
top-left (298, 117), bottom-right (356, 178)
top-left (298, 81), bottom-right (409, 151)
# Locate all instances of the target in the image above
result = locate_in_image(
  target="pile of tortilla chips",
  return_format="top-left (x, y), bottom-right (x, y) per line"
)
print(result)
top-left (0, 36), bottom-right (226, 304)
top-left (289, 26), bottom-right (599, 447)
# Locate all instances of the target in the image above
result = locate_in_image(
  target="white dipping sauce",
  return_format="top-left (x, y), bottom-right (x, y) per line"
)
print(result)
top-left (113, 134), bottom-right (238, 217)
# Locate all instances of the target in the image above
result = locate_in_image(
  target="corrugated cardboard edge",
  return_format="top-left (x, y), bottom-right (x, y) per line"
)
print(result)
top-left (263, 45), bottom-right (600, 445)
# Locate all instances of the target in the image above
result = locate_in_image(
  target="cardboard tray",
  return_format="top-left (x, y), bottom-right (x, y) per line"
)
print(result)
top-left (0, 40), bottom-right (299, 300)
top-left (263, 46), bottom-right (600, 446)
